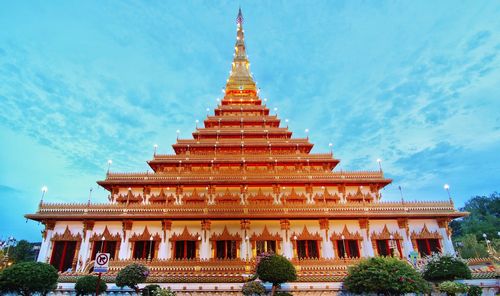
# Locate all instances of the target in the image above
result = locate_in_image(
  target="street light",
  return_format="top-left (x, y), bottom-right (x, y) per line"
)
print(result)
top-left (148, 236), bottom-right (153, 261)
top-left (100, 237), bottom-right (106, 253)
top-left (107, 160), bottom-right (112, 174)
top-left (376, 158), bottom-right (382, 171)
top-left (153, 144), bottom-right (158, 156)
top-left (341, 235), bottom-right (347, 258)
top-left (41, 186), bottom-right (48, 203)
top-left (444, 184), bottom-right (451, 199)
top-left (329, 143), bottom-right (333, 154)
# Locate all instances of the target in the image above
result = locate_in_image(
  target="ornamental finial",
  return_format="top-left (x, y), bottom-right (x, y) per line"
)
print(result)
top-left (236, 7), bottom-right (244, 25)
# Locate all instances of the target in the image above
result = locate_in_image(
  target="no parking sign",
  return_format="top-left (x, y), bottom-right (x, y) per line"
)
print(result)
top-left (94, 253), bottom-right (110, 273)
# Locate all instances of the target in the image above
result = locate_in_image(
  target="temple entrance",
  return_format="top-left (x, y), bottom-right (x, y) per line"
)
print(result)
top-left (174, 240), bottom-right (196, 259)
top-left (215, 240), bottom-right (237, 259)
top-left (91, 241), bottom-right (117, 260)
top-left (256, 240), bottom-right (276, 255)
top-left (375, 239), bottom-right (402, 258)
top-left (336, 240), bottom-right (360, 258)
top-left (133, 241), bottom-right (156, 259)
top-left (296, 240), bottom-right (319, 259)
top-left (416, 238), bottom-right (441, 256)
top-left (50, 241), bottom-right (77, 272)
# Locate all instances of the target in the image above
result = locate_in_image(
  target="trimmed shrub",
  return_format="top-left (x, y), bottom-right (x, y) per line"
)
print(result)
top-left (75, 275), bottom-right (107, 296)
top-left (438, 281), bottom-right (468, 296)
top-left (467, 285), bottom-right (482, 296)
top-left (116, 263), bottom-right (149, 291)
top-left (142, 284), bottom-right (161, 295)
top-left (256, 253), bottom-right (297, 296)
top-left (242, 281), bottom-right (266, 296)
top-left (344, 257), bottom-right (430, 295)
top-left (422, 254), bottom-right (471, 282)
top-left (153, 287), bottom-right (176, 296)
top-left (0, 262), bottom-right (58, 296)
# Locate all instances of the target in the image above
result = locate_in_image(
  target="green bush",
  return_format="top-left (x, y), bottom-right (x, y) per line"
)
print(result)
top-left (256, 253), bottom-right (297, 296)
top-left (422, 254), bottom-right (471, 282)
top-left (0, 261), bottom-right (58, 296)
top-left (275, 292), bottom-right (293, 296)
top-left (75, 275), bottom-right (107, 295)
top-left (467, 285), bottom-right (482, 296)
top-left (142, 284), bottom-right (161, 295)
top-left (153, 287), bottom-right (176, 296)
top-left (343, 257), bottom-right (430, 295)
top-left (242, 281), bottom-right (266, 296)
top-left (115, 263), bottom-right (149, 291)
top-left (438, 281), bottom-right (468, 296)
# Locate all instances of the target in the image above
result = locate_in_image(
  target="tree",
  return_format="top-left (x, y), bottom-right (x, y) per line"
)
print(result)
top-left (75, 275), bottom-right (107, 296)
top-left (256, 253), bottom-right (296, 296)
top-left (343, 257), bottom-right (430, 296)
top-left (115, 263), bottom-right (149, 292)
top-left (422, 253), bottom-right (471, 282)
top-left (0, 261), bottom-right (58, 296)
top-left (457, 234), bottom-right (489, 259)
top-left (10, 240), bottom-right (36, 263)
top-left (242, 281), bottom-right (266, 296)
top-left (450, 192), bottom-right (500, 241)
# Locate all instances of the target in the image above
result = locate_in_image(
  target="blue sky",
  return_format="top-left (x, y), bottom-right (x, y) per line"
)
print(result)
top-left (1, 1), bottom-right (499, 242)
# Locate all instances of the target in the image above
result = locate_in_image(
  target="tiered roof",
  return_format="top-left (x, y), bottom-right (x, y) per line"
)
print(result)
top-left (97, 8), bottom-right (390, 191)
top-left (26, 9), bottom-right (465, 222)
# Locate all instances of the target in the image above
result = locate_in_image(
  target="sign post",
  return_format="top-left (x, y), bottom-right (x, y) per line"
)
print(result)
top-left (94, 253), bottom-right (110, 296)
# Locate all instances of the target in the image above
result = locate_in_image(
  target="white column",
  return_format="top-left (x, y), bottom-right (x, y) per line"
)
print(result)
top-left (438, 228), bottom-right (455, 255)
top-left (77, 229), bottom-right (93, 271)
top-left (119, 231), bottom-right (131, 259)
top-left (360, 231), bottom-right (374, 257)
top-left (281, 230), bottom-right (293, 259)
top-left (321, 232), bottom-right (334, 259)
top-left (200, 229), bottom-right (211, 260)
top-left (37, 229), bottom-right (54, 262)
top-left (400, 230), bottom-right (413, 258)
top-left (158, 230), bottom-right (170, 259)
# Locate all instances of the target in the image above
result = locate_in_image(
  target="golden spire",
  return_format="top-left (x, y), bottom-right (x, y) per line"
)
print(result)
top-left (225, 8), bottom-right (257, 98)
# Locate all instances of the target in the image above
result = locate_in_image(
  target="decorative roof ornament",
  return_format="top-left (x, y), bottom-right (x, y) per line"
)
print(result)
top-left (236, 7), bottom-right (244, 25)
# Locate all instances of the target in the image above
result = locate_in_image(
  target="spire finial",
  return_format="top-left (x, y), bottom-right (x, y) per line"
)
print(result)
top-left (223, 6), bottom-right (257, 99)
top-left (237, 7), bottom-right (243, 25)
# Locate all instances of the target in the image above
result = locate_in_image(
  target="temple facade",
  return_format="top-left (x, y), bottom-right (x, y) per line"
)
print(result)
top-left (26, 9), bottom-right (466, 291)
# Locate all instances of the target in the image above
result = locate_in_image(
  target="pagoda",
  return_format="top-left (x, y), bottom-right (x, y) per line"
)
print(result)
top-left (26, 9), bottom-right (466, 293)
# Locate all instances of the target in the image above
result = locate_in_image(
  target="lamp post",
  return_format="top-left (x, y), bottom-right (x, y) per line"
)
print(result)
top-left (341, 235), bottom-right (347, 258)
top-left (1, 236), bottom-right (16, 268)
top-left (87, 187), bottom-right (93, 205)
top-left (100, 237), bottom-right (106, 253)
top-left (444, 184), bottom-right (452, 202)
top-left (107, 160), bottom-right (112, 174)
top-left (153, 144), bottom-right (158, 156)
top-left (246, 236), bottom-right (250, 261)
top-left (305, 128), bottom-right (309, 139)
top-left (329, 143), bottom-right (333, 155)
top-left (148, 236), bottom-right (153, 261)
top-left (40, 186), bottom-right (48, 203)
top-left (376, 158), bottom-right (382, 171)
